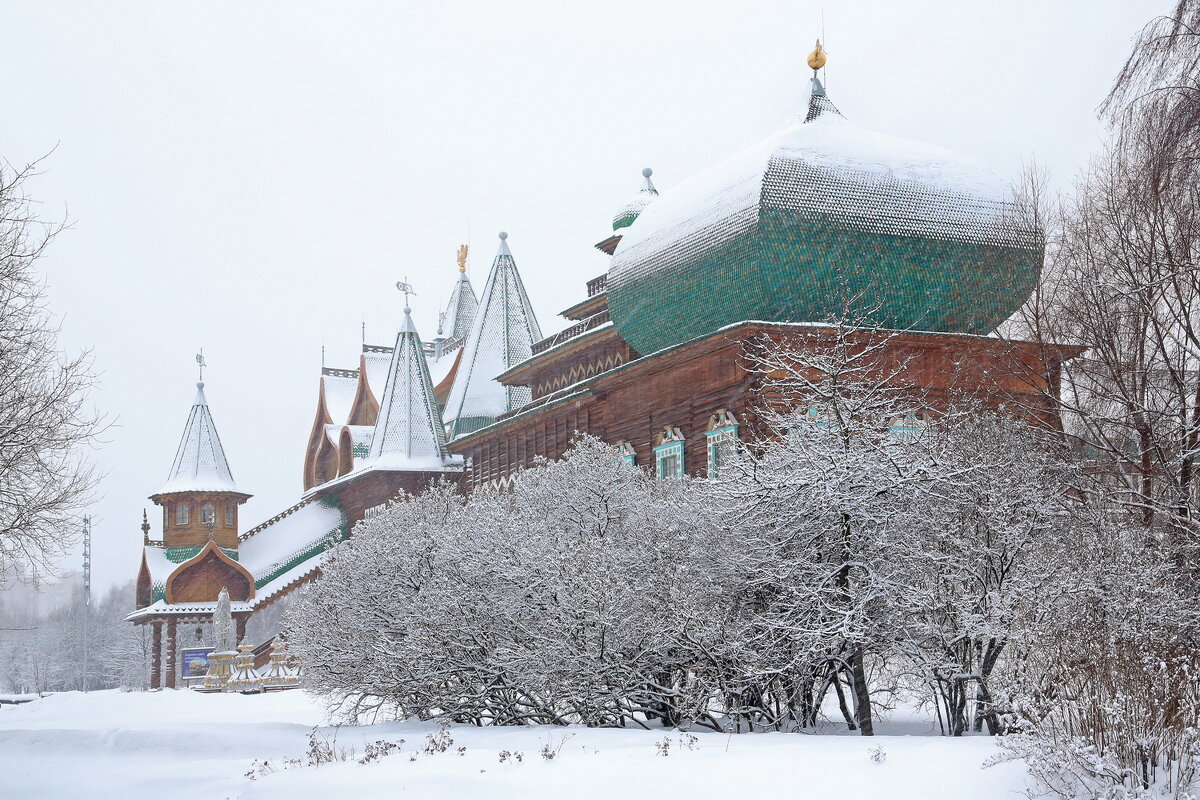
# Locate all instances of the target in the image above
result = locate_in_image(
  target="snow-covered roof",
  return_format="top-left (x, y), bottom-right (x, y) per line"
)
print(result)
top-left (426, 348), bottom-right (459, 389)
top-left (605, 75), bottom-right (1039, 354)
top-left (362, 350), bottom-right (391, 403)
top-left (615, 78), bottom-right (1015, 263)
top-left (140, 545), bottom-right (177, 587)
top-left (439, 271), bottom-right (479, 342)
top-left (236, 498), bottom-right (346, 582)
top-left (443, 233), bottom-right (543, 439)
top-left (127, 599), bottom-right (253, 621)
top-left (613, 167), bottom-right (659, 230)
top-left (157, 382), bottom-right (241, 495)
top-left (367, 308), bottom-right (456, 467)
top-left (322, 374), bottom-right (358, 426)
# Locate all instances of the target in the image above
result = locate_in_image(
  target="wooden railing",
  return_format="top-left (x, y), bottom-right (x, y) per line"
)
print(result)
top-left (531, 310), bottom-right (611, 355)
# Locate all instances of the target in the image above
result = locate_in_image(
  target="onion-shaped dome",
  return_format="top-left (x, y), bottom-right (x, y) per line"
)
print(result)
top-left (612, 168), bottom-right (660, 231)
top-left (606, 75), bottom-right (1042, 356)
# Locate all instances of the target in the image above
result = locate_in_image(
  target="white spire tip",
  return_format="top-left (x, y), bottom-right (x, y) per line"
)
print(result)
top-left (498, 231), bottom-right (508, 240)
top-left (642, 167), bottom-right (653, 177)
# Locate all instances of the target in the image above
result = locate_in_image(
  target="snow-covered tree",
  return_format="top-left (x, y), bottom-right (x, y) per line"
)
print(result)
top-left (213, 587), bottom-right (235, 653)
top-left (0, 158), bottom-right (101, 582)
top-left (706, 326), bottom-right (941, 735)
top-left (0, 580), bottom-right (147, 692)
top-left (885, 412), bottom-right (1078, 736)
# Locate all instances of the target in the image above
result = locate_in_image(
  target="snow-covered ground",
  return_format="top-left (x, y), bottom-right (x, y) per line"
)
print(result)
top-left (0, 689), bottom-right (1031, 799)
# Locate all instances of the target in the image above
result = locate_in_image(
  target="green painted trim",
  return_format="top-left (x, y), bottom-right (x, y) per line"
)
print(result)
top-left (253, 497), bottom-right (349, 591)
top-left (165, 546), bottom-right (239, 563)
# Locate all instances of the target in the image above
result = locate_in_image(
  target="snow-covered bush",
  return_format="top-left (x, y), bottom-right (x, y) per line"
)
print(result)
top-left (288, 440), bottom-right (728, 727)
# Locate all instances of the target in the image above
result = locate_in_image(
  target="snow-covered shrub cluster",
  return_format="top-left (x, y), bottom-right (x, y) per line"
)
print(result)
top-left (286, 327), bottom-right (1198, 797)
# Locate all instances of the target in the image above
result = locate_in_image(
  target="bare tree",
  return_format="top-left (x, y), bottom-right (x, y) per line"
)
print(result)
top-left (991, 7), bottom-right (1200, 796)
top-left (0, 157), bottom-right (100, 581)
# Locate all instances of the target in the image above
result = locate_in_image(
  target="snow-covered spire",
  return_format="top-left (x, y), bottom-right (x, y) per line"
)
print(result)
top-left (368, 304), bottom-right (454, 467)
top-left (613, 167), bottom-right (660, 231)
top-left (443, 232), bottom-right (543, 439)
top-left (159, 381), bottom-right (239, 495)
top-left (438, 246), bottom-right (479, 340)
top-left (805, 75), bottom-right (843, 123)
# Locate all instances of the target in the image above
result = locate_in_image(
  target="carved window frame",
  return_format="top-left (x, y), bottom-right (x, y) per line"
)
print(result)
top-left (654, 426), bottom-right (685, 480)
top-left (705, 409), bottom-right (739, 478)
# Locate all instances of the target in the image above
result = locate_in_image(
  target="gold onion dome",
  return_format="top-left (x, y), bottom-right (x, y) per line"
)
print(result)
top-left (604, 52), bottom-right (1041, 355)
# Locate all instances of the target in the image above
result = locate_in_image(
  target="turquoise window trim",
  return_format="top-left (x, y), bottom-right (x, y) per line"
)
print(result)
top-left (654, 440), bottom-right (685, 480)
top-left (889, 412), bottom-right (926, 441)
top-left (801, 407), bottom-right (828, 427)
top-left (705, 424), bottom-right (739, 477)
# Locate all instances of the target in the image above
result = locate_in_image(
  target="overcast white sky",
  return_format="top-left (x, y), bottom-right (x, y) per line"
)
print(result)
top-left (3, 1), bottom-right (1158, 591)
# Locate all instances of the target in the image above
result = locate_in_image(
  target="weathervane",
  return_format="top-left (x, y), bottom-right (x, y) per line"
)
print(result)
top-left (196, 349), bottom-right (206, 383)
top-left (396, 277), bottom-right (417, 308)
top-left (456, 244), bottom-right (469, 274)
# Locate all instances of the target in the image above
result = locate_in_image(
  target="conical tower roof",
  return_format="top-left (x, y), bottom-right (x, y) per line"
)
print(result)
top-left (368, 306), bottom-right (455, 468)
top-left (158, 382), bottom-right (241, 495)
top-left (438, 269), bottom-right (479, 342)
top-left (443, 232), bottom-right (543, 439)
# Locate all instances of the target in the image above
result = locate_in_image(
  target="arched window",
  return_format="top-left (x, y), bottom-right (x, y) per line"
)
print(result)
top-left (175, 504), bottom-right (190, 526)
top-left (225, 504), bottom-right (235, 527)
top-left (200, 504), bottom-right (216, 526)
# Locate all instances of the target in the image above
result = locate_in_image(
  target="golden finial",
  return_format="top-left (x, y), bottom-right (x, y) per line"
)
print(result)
top-left (807, 39), bottom-right (826, 72)
top-left (456, 244), bottom-right (468, 273)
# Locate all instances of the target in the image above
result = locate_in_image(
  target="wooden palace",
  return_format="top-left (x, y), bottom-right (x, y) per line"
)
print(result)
top-left (129, 45), bottom-right (1080, 688)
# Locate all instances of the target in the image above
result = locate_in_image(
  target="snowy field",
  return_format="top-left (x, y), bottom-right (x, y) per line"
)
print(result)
top-left (0, 689), bottom-right (1031, 799)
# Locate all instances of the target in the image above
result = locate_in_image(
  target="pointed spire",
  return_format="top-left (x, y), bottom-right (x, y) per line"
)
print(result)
top-left (438, 245), bottom-right (479, 340)
top-left (368, 305), bottom-right (454, 467)
top-left (805, 76), bottom-right (843, 122)
top-left (804, 40), bottom-right (842, 123)
top-left (159, 380), bottom-right (240, 495)
top-left (640, 166), bottom-right (658, 194)
top-left (613, 167), bottom-right (661, 231)
top-left (443, 232), bottom-right (543, 439)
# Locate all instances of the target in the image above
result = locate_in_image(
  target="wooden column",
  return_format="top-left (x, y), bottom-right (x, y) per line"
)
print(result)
top-left (235, 613), bottom-right (247, 646)
top-left (165, 618), bottom-right (178, 689)
top-left (150, 621), bottom-right (162, 690)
